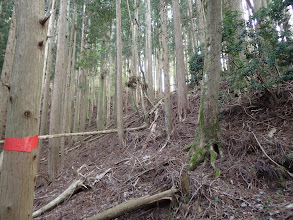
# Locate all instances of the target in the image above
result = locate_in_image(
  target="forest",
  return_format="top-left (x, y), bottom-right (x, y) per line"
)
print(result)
top-left (0, 0), bottom-right (292, 219)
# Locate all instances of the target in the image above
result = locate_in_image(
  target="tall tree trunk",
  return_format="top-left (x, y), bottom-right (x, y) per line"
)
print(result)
top-left (145, 0), bottom-right (154, 102)
top-left (160, 0), bottom-right (173, 135)
top-left (97, 38), bottom-right (106, 130)
top-left (187, 0), bottom-right (196, 52)
top-left (38, 0), bottom-right (57, 167)
top-left (69, 32), bottom-right (77, 134)
top-left (60, 0), bottom-right (77, 160)
top-left (133, 0), bottom-right (140, 109)
top-left (106, 49), bottom-right (112, 123)
top-left (48, 0), bottom-right (67, 179)
top-left (195, 0), bottom-right (205, 46)
top-left (0, 1), bottom-right (45, 218)
top-left (78, 2), bottom-right (87, 133)
top-left (88, 69), bottom-right (95, 126)
top-left (0, 9), bottom-right (15, 140)
top-left (73, 73), bottom-right (81, 132)
top-left (189, 0), bottom-right (222, 170)
top-left (158, 48), bottom-right (163, 98)
top-left (155, 47), bottom-right (162, 98)
top-left (116, 0), bottom-right (125, 147)
top-left (172, 0), bottom-right (188, 121)
top-left (113, 62), bottom-right (117, 125)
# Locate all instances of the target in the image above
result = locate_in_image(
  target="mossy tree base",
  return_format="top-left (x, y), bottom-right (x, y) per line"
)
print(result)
top-left (188, 114), bottom-right (222, 171)
top-left (188, 142), bottom-right (222, 171)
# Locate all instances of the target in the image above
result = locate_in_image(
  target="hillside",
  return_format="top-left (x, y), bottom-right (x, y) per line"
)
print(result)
top-left (33, 81), bottom-right (293, 220)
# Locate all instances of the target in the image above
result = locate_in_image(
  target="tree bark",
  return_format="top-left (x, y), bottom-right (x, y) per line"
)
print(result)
top-left (0, 9), bottom-right (15, 140)
top-left (187, 0), bottom-right (196, 52)
top-left (0, 1), bottom-right (45, 219)
top-left (155, 47), bottom-right (162, 98)
top-left (172, 0), bottom-right (189, 121)
top-left (134, 0), bottom-right (140, 108)
top-left (116, 0), bottom-right (125, 147)
top-left (106, 49), bottom-right (112, 123)
top-left (68, 32), bottom-right (77, 134)
top-left (145, 0), bottom-right (154, 102)
top-left (97, 37), bottom-right (106, 130)
top-left (48, 0), bottom-right (67, 179)
top-left (195, 0), bottom-right (205, 46)
top-left (189, 0), bottom-right (222, 170)
top-left (78, 2), bottom-right (87, 133)
top-left (60, 0), bottom-right (77, 161)
top-left (38, 0), bottom-right (57, 169)
top-left (160, 0), bottom-right (173, 135)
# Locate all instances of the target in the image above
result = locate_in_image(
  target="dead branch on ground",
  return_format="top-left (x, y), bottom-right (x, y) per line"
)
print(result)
top-left (33, 178), bottom-right (86, 218)
top-left (252, 132), bottom-right (293, 178)
top-left (84, 187), bottom-right (178, 220)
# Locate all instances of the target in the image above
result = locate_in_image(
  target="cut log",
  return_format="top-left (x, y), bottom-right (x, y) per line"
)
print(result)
top-left (84, 187), bottom-right (178, 220)
top-left (33, 179), bottom-right (85, 218)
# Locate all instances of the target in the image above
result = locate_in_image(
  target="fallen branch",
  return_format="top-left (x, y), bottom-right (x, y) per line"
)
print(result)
top-left (33, 178), bottom-right (86, 218)
top-left (148, 98), bottom-right (162, 115)
top-left (92, 168), bottom-right (112, 185)
top-left (252, 132), bottom-right (293, 178)
top-left (143, 92), bottom-right (155, 107)
top-left (84, 187), bottom-right (178, 220)
top-left (0, 123), bottom-right (148, 144)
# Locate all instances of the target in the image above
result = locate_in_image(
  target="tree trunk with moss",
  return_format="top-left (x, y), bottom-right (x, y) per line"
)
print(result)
top-left (188, 0), bottom-right (222, 171)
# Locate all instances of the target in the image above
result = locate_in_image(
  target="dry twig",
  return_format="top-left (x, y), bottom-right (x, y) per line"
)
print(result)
top-left (252, 132), bottom-right (293, 178)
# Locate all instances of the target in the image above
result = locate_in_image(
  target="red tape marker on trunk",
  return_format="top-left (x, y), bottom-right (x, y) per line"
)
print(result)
top-left (4, 135), bottom-right (39, 153)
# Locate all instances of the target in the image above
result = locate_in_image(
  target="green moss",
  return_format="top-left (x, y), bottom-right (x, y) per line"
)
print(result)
top-left (183, 143), bottom-right (193, 152)
top-left (189, 147), bottom-right (205, 171)
top-left (215, 168), bottom-right (221, 178)
top-left (210, 149), bottom-right (217, 168)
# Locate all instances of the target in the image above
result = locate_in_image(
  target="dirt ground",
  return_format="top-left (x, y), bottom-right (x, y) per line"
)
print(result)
top-left (34, 81), bottom-right (293, 220)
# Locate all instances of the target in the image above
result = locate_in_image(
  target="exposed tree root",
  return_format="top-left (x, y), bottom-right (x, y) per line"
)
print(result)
top-left (189, 145), bottom-right (220, 170)
top-left (84, 187), bottom-right (178, 220)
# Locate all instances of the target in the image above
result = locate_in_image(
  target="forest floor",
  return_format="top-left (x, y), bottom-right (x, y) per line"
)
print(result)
top-left (34, 81), bottom-right (293, 220)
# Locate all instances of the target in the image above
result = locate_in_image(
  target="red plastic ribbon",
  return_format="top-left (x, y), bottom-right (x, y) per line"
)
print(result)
top-left (4, 135), bottom-right (39, 152)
